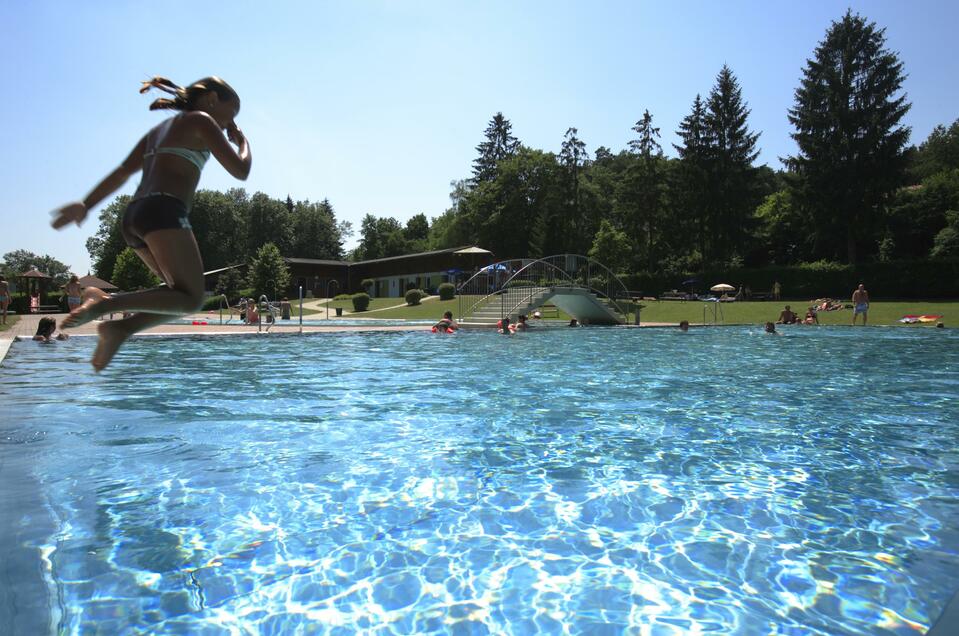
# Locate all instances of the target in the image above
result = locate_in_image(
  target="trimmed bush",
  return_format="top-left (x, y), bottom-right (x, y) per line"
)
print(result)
top-left (438, 282), bottom-right (455, 300)
top-left (334, 293), bottom-right (353, 300)
top-left (405, 289), bottom-right (425, 306)
top-left (352, 293), bottom-right (371, 312)
top-left (360, 278), bottom-right (374, 293)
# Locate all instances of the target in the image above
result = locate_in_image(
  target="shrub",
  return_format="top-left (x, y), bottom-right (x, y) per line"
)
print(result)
top-left (202, 295), bottom-right (235, 311)
top-left (360, 278), bottom-right (374, 293)
top-left (437, 282), bottom-right (455, 300)
top-left (352, 293), bottom-right (371, 312)
top-left (405, 289), bottom-right (425, 306)
top-left (334, 293), bottom-right (353, 300)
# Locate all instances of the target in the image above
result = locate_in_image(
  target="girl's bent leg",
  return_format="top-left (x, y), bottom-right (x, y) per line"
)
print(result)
top-left (62, 229), bottom-right (205, 328)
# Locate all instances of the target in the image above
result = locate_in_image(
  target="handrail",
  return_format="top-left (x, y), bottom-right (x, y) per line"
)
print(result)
top-left (456, 254), bottom-right (631, 324)
top-left (258, 294), bottom-right (278, 333)
top-left (217, 294), bottom-right (232, 325)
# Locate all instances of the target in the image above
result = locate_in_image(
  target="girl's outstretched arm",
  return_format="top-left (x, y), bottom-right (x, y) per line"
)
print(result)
top-left (51, 135), bottom-right (147, 229)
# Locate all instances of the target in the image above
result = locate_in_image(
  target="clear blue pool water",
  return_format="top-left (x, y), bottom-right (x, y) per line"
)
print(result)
top-left (1, 326), bottom-right (957, 634)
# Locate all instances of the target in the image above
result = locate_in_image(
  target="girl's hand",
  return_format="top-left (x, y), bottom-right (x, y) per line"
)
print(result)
top-left (51, 202), bottom-right (88, 229)
top-left (226, 122), bottom-right (245, 146)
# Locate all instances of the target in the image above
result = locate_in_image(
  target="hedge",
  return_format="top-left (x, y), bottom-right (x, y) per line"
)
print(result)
top-left (7, 292), bottom-right (66, 314)
top-left (405, 289), bottom-right (425, 306)
top-left (438, 282), bottom-right (455, 300)
top-left (352, 293), bottom-right (371, 312)
top-left (620, 260), bottom-right (959, 300)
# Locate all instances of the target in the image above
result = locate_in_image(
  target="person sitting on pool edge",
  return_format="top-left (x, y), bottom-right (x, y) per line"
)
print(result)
top-left (33, 317), bottom-right (69, 343)
top-left (777, 305), bottom-right (798, 324)
top-left (434, 311), bottom-right (459, 332)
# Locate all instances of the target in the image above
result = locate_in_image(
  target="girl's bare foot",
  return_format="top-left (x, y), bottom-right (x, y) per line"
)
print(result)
top-left (61, 288), bottom-right (111, 329)
top-left (91, 320), bottom-right (131, 372)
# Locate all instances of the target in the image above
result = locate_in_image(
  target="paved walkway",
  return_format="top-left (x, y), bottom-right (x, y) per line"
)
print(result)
top-left (0, 312), bottom-right (428, 367)
top-left (0, 312), bottom-right (680, 367)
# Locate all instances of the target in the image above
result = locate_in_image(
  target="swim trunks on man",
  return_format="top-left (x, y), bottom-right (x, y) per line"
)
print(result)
top-left (854, 303), bottom-right (868, 314)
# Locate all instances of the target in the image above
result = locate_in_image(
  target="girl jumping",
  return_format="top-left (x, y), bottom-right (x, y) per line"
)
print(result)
top-left (52, 76), bottom-right (251, 371)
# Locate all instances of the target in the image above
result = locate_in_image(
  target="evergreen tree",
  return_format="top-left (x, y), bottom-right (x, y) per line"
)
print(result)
top-left (705, 65), bottom-right (760, 264)
top-left (111, 248), bottom-right (161, 291)
top-left (248, 242), bottom-right (290, 299)
top-left (629, 110), bottom-right (662, 158)
top-left (558, 127), bottom-right (589, 253)
top-left (621, 110), bottom-right (666, 270)
top-left (471, 112), bottom-right (520, 186)
top-left (786, 10), bottom-right (910, 263)
top-left (674, 95), bottom-right (712, 264)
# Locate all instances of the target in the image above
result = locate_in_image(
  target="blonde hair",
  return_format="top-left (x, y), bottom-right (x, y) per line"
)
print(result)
top-left (139, 76), bottom-right (239, 112)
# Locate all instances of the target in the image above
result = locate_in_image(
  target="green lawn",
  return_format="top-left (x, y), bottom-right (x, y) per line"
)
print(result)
top-left (0, 315), bottom-right (20, 332)
top-left (634, 299), bottom-right (953, 326)
top-left (337, 297), bottom-right (955, 327)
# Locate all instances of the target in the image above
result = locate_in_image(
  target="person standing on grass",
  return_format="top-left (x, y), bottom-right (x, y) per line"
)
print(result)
top-left (51, 76), bottom-right (251, 371)
top-left (852, 283), bottom-right (870, 326)
top-left (0, 275), bottom-right (9, 324)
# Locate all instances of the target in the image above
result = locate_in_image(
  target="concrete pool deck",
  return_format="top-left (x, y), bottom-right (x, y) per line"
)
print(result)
top-left (0, 312), bottom-right (685, 366)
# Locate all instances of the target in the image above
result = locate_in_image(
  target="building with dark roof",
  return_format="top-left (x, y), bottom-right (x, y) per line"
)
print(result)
top-left (204, 246), bottom-right (495, 299)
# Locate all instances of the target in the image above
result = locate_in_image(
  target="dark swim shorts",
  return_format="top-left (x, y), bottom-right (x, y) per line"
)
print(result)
top-left (121, 194), bottom-right (192, 249)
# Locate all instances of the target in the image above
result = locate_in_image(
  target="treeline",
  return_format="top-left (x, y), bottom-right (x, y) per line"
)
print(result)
top-left (88, 189), bottom-right (352, 281)
top-left (353, 11), bottom-right (959, 276)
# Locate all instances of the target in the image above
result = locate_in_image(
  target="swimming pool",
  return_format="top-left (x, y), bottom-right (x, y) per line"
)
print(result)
top-left (1, 327), bottom-right (957, 634)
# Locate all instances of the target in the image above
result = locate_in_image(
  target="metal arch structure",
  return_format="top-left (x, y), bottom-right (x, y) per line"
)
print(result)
top-left (456, 254), bottom-right (632, 325)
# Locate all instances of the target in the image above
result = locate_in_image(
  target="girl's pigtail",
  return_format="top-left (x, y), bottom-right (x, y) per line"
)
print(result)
top-left (139, 76), bottom-right (188, 111)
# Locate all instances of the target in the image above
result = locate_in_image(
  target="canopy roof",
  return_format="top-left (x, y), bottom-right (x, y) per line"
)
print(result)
top-left (454, 246), bottom-right (493, 255)
top-left (77, 274), bottom-right (118, 290)
top-left (19, 268), bottom-right (50, 278)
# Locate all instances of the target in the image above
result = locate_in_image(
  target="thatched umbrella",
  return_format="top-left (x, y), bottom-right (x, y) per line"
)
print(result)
top-left (18, 268), bottom-right (51, 297)
top-left (77, 274), bottom-right (118, 291)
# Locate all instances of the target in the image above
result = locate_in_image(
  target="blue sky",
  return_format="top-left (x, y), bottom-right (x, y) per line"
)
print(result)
top-left (1, 1), bottom-right (956, 275)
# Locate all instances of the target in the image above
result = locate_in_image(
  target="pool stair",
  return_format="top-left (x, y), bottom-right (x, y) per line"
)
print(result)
top-left (456, 254), bottom-right (631, 325)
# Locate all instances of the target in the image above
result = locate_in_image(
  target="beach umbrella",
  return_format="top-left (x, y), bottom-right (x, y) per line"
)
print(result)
top-left (710, 283), bottom-right (735, 293)
top-left (454, 246), bottom-right (492, 255)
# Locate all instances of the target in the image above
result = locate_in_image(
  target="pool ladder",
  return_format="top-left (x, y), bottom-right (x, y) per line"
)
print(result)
top-left (217, 294), bottom-right (233, 325)
top-left (258, 295), bottom-right (279, 333)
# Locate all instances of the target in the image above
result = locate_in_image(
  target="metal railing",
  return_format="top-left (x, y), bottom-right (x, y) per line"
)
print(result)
top-left (257, 294), bottom-right (279, 333)
top-left (217, 294), bottom-right (233, 325)
top-left (456, 254), bottom-right (632, 324)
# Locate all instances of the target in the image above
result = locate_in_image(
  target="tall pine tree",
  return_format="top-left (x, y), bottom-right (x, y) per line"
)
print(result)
top-left (674, 95), bottom-right (712, 264)
top-left (705, 65), bottom-right (760, 265)
top-left (471, 112), bottom-right (520, 186)
top-left (786, 10), bottom-right (910, 263)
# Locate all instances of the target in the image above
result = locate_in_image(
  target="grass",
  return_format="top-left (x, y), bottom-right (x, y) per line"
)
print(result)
top-left (0, 315), bottom-right (20, 332)
top-left (335, 296), bottom-right (956, 327)
top-left (635, 299), bottom-right (954, 326)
